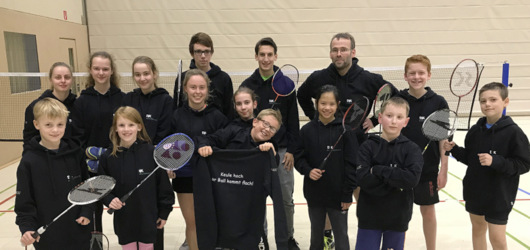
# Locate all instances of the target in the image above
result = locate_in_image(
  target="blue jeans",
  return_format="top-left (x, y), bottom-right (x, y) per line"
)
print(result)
top-left (355, 228), bottom-right (405, 250)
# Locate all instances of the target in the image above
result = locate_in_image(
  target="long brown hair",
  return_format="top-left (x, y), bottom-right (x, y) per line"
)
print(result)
top-left (86, 51), bottom-right (120, 88)
top-left (109, 106), bottom-right (151, 156)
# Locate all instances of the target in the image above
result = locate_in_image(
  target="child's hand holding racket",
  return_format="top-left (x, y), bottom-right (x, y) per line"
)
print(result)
top-left (21, 231), bottom-right (39, 246)
top-left (309, 168), bottom-right (325, 181)
top-left (109, 197), bottom-right (125, 210)
top-left (198, 146), bottom-right (213, 157)
top-left (442, 140), bottom-right (456, 153)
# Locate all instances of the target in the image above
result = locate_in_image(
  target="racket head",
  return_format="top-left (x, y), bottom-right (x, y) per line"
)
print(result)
top-left (343, 96), bottom-right (370, 131)
top-left (271, 64), bottom-right (298, 97)
top-left (449, 59), bottom-right (479, 97)
top-left (421, 109), bottom-right (457, 141)
top-left (154, 133), bottom-right (195, 171)
top-left (373, 83), bottom-right (392, 116)
top-left (68, 175), bottom-right (116, 205)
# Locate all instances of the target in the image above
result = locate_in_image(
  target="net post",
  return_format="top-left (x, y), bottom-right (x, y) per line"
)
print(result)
top-left (502, 61), bottom-right (509, 115)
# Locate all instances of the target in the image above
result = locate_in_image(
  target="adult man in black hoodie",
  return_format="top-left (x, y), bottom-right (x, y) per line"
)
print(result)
top-left (173, 32), bottom-right (234, 119)
top-left (297, 32), bottom-right (397, 139)
top-left (240, 37), bottom-right (300, 249)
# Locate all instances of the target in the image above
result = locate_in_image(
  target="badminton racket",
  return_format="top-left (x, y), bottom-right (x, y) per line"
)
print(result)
top-left (319, 96), bottom-right (369, 170)
top-left (176, 59), bottom-right (183, 106)
top-left (373, 83), bottom-right (392, 117)
top-left (445, 59), bottom-right (479, 155)
top-left (270, 64), bottom-right (299, 109)
top-left (107, 133), bottom-right (194, 214)
top-left (421, 109), bottom-right (457, 154)
top-left (31, 175), bottom-right (116, 239)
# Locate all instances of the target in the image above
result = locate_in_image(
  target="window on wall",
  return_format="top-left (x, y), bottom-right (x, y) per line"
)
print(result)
top-left (4, 31), bottom-right (41, 93)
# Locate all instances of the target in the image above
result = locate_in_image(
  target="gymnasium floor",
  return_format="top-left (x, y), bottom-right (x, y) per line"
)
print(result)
top-left (1, 117), bottom-right (529, 250)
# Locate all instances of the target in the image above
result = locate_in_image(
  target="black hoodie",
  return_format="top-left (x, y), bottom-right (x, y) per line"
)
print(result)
top-left (294, 117), bottom-right (358, 209)
top-left (122, 88), bottom-right (173, 144)
top-left (98, 140), bottom-right (174, 245)
top-left (398, 87), bottom-right (448, 179)
top-left (297, 58), bottom-right (398, 123)
top-left (450, 116), bottom-right (530, 215)
top-left (356, 135), bottom-right (423, 232)
top-left (15, 137), bottom-right (92, 249)
top-left (23, 89), bottom-right (79, 146)
top-left (171, 103), bottom-right (228, 177)
top-left (73, 85), bottom-right (125, 148)
top-left (240, 66), bottom-right (300, 153)
top-left (173, 60), bottom-right (234, 119)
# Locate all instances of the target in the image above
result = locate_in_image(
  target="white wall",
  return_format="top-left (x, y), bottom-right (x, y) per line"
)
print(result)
top-left (83, 0), bottom-right (530, 114)
top-left (0, 0), bottom-right (85, 24)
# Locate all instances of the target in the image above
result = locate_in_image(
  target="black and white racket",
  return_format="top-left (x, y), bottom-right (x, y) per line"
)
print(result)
top-left (373, 83), bottom-right (392, 117)
top-left (319, 96), bottom-right (369, 170)
top-left (32, 175), bottom-right (116, 239)
top-left (107, 133), bottom-right (194, 214)
top-left (176, 59), bottom-right (183, 106)
top-left (421, 109), bottom-right (457, 154)
top-left (270, 64), bottom-right (299, 109)
top-left (445, 59), bottom-right (479, 155)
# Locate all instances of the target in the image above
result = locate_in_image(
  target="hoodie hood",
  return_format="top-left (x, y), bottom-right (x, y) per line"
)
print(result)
top-left (24, 137), bottom-right (81, 195)
top-left (189, 59), bottom-right (224, 78)
top-left (39, 89), bottom-right (76, 107)
top-left (80, 85), bottom-right (122, 97)
top-left (398, 87), bottom-right (437, 102)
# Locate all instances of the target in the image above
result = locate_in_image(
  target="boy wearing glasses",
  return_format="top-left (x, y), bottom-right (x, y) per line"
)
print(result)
top-left (174, 32), bottom-right (234, 119)
top-left (241, 37), bottom-right (301, 249)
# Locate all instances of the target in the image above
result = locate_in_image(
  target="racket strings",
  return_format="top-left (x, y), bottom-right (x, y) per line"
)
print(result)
top-left (344, 97), bottom-right (369, 129)
top-left (422, 110), bottom-right (456, 141)
top-left (272, 65), bottom-right (298, 96)
top-left (154, 135), bottom-right (194, 170)
top-left (451, 60), bottom-right (479, 96)
top-left (69, 176), bottom-right (116, 204)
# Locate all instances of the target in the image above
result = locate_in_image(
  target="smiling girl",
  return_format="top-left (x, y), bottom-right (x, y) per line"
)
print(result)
top-left (294, 85), bottom-right (358, 249)
top-left (23, 62), bottom-right (78, 146)
top-left (98, 106), bottom-right (174, 250)
top-left (169, 69), bottom-right (228, 250)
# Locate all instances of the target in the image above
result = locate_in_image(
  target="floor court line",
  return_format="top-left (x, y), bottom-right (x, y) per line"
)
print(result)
top-left (446, 169), bottom-right (530, 249)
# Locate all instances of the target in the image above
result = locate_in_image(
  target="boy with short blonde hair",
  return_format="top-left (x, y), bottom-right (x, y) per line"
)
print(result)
top-left (398, 54), bottom-right (449, 250)
top-left (16, 98), bottom-right (93, 249)
top-left (444, 82), bottom-right (530, 250)
top-left (355, 97), bottom-right (423, 250)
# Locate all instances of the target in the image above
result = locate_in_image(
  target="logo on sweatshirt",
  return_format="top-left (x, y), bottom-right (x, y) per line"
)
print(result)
top-left (346, 99), bottom-right (352, 104)
top-left (202, 131), bottom-right (207, 135)
top-left (489, 150), bottom-right (497, 155)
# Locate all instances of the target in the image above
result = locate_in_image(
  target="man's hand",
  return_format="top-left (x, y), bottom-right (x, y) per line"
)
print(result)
top-left (283, 152), bottom-right (294, 171)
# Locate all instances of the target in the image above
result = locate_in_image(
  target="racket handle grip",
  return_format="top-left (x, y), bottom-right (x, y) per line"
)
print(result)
top-left (318, 157), bottom-right (329, 170)
top-left (31, 227), bottom-right (44, 239)
top-left (107, 193), bottom-right (131, 214)
top-left (445, 135), bottom-right (454, 156)
top-left (31, 231), bottom-right (40, 239)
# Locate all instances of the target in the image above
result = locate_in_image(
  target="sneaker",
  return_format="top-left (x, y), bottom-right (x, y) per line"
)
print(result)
top-left (86, 159), bottom-right (99, 173)
top-left (324, 234), bottom-right (335, 249)
top-left (287, 237), bottom-right (300, 250)
top-left (179, 240), bottom-right (189, 250)
top-left (86, 147), bottom-right (107, 160)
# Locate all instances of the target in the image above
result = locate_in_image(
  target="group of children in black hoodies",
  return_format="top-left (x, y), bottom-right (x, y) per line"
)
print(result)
top-left (15, 31), bottom-right (530, 250)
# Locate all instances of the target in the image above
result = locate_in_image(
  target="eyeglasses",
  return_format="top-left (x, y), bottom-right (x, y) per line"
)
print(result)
top-left (258, 118), bottom-right (278, 134)
top-left (330, 47), bottom-right (351, 54)
top-left (193, 50), bottom-right (212, 56)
